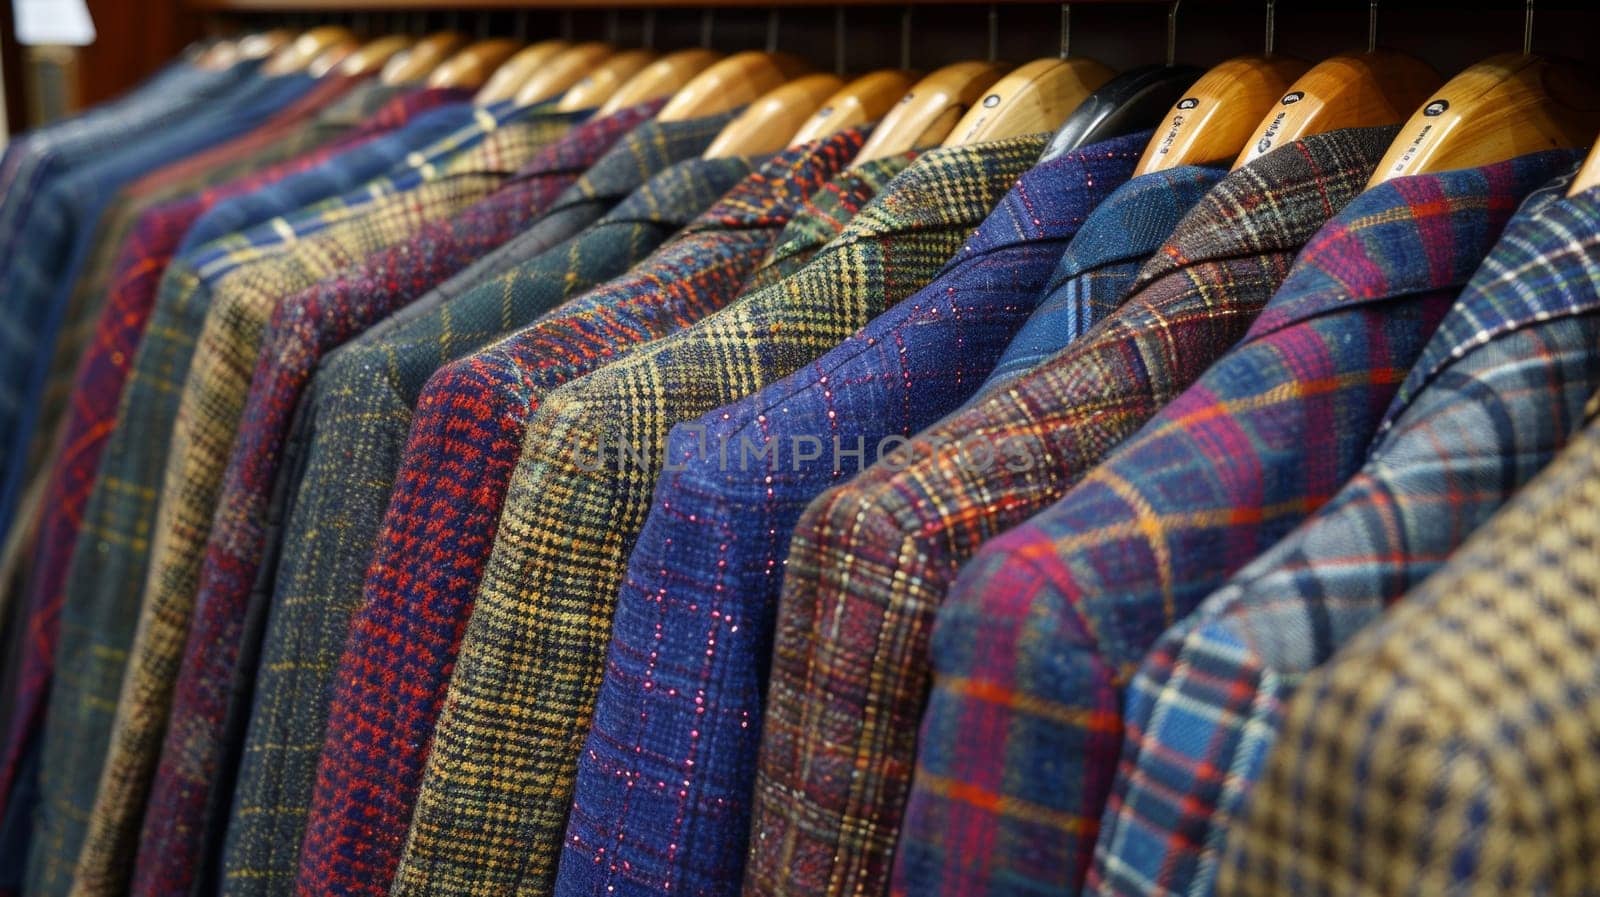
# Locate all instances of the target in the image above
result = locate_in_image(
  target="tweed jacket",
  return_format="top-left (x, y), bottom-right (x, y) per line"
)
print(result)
top-left (25, 84), bottom-right (456, 495)
top-left (392, 135), bottom-right (1047, 897)
top-left (898, 147), bottom-right (1578, 897)
top-left (746, 127), bottom-right (1398, 897)
top-left (295, 129), bottom-right (870, 897)
top-left (0, 85), bottom-right (458, 835)
top-left (1096, 169), bottom-right (1600, 897)
top-left (1216, 387), bottom-right (1600, 896)
top-left (26, 114), bottom-right (565, 897)
top-left (557, 133), bottom-right (1149, 897)
top-left (134, 109), bottom-right (657, 897)
top-left (983, 164), bottom-right (1225, 390)
top-left (67, 117), bottom-right (573, 897)
top-left (217, 110), bottom-right (738, 897)
top-left (0, 72), bottom-right (318, 550)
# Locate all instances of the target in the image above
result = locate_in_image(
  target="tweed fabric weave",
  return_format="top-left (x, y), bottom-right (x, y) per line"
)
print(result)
top-left (982, 164), bottom-right (1225, 390)
top-left (559, 134), bottom-right (1147, 897)
top-left (128, 108), bottom-right (607, 897)
top-left (391, 136), bottom-right (1045, 897)
top-left (1095, 168), bottom-right (1600, 897)
top-left (1216, 388), bottom-right (1600, 896)
top-left (901, 146), bottom-right (1573, 897)
top-left (0, 84), bottom-right (458, 833)
top-left (748, 128), bottom-right (1398, 897)
top-left (33, 110), bottom-right (564, 897)
top-left (218, 110), bottom-right (738, 897)
top-left (297, 129), bottom-right (868, 897)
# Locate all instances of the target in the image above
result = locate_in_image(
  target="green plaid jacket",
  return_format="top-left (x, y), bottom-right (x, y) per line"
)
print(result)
top-left (391, 137), bottom-right (1045, 897)
top-left (29, 109), bottom-right (572, 897)
top-left (217, 111), bottom-right (738, 897)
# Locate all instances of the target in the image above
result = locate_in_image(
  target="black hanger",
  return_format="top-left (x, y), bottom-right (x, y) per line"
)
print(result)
top-left (1039, 64), bottom-right (1203, 162)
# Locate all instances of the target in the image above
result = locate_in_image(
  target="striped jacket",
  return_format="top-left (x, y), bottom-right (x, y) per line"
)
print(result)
top-left (1091, 165), bottom-right (1600, 897)
top-left (392, 135), bottom-right (1049, 897)
top-left (748, 127), bottom-right (1398, 897)
top-left (901, 147), bottom-right (1580, 897)
top-left (559, 132), bottom-right (1149, 897)
top-left (1217, 375), bottom-right (1600, 895)
top-left (217, 110), bottom-right (739, 897)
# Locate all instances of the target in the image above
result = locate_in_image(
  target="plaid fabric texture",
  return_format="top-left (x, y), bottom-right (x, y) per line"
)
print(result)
top-left (218, 109), bottom-right (738, 897)
top-left (559, 133), bottom-right (1148, 897)
top-left (0, 83), bottom-right (455, 833)
top-left (0, 73), bottom-right (318, 559)
top-left (747, 127), bottom-right (1397, 897)
top-left (120, 111), bottom-right (594, 897)
top-left (391, 135), bottom-right (1046, 897)
top-left (982, 164), bottom-right (1225, 390)
top-left (899, 146), bottom-right (1578, 897)
top-left (1216, 390), bottom-right (1600, 896)
top-left (1093, 167), bottom-right (1600, 897)
top-left (28, 107), bottom-right (550, 897)
top-left (298, 129), bottom-right (868, 897)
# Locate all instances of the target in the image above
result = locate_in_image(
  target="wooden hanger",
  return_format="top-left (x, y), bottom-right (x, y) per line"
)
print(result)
top-left (656, 51), bottom-right (812, 121)
top-left (1368, 53), bottom-right (1600, 188)
top-left (1234, 50), bottom-right (1440, 168)
top-left (428, 39), bottom-right (525, 91)
top-left (851, 61), bottom-right (1010, 166)
top-left (474, 40), bottom-right (570, 105)
top-left (338, 35), bottom-right (414, 78)
top-left (703, 73), bottom-right (845, 158)
top-left (1568, 139), bottom-right (1600, 196)
top-left (789, 70), bottom-right (918, 145)
top-left (194, 38), bottom-right (240, 70)
top-left (1040, 64), bottom-right (1203, 162)
top-left (306, 37), bottom-right (361, 78)
top-left (556, 49), bottom-right (659, 112)
top-left (513, 42), bottom-right (618, 107)
top-left (1133, 55), bottom-right (1309, 175)
top-left (597, 49), bottom-right (722, 116)
top-left (234, 29), bottom-right (293, 62)
top-left (381, 32), bottom-right (466, 86)
top-left (942, 57), bottom-right (1114, 147)
top-left (262, 26), bottom-right (357, 77)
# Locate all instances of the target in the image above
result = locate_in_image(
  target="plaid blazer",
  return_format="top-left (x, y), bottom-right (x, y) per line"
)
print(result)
top-left (558, 132), bottom-right (1149, 897)
top-left (1216, 390), bottom-right (1600, 896)
top-left (67, 118), bottom-right (573, 897)
top-left (298, 127), bottom-right (869, 897)
top-left (27, 113), bottom-right (564, 897)
top-left (748, 127), bottom-right (1398, 897)
top-left (392, 135), bottom-right (1046, 897)
top-left (0, 73), bottom-right (318, 552)
top-left (982, 164), bottom-right (1225, 390)
top-left (0, 85), bottom-right (457, 835)
top-left (1091, 164), bottom-right (1600, 897)
top-left (217, 110), bottom-right (737, 897)
top-left (129, 108), bottom-right (650, 897)
top-left (899, 147), bottom-right (1579, 897)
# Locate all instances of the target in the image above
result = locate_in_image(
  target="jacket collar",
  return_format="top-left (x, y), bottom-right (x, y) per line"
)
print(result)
top-left (508, 99), bottom-right (665, 187)
top-left (542, 109), bottom-right (742, 218)
top-left (1379, 155), bottom-right (1592, 429)
top-left (597, 154), bottom-right (761, 231)
top-left (1132, 126), bottom-right (1399, 293)
top-left (1049, 163), bottom-right (1225, 287)
top-left (759, 155), bottom-right (912, 274)
top-left (1248, 148), bottom-right (1582, 344)
top-left (683, 126), bottom-right (870, 235)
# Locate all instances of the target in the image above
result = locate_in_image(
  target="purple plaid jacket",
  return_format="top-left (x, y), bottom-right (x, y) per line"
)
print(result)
top-left (294, 127), bottom-right (868, 897)
top-left (559, 132), bottom-right (1148, 897)
top-left (1087, 163), bottom-right (1600, 897)
top-left (123, 102), bottom-right (658, 897)
top-left (750, 127), bottom-right (1400, 897)
top-left (898, 147), bottom-right (1581, 897)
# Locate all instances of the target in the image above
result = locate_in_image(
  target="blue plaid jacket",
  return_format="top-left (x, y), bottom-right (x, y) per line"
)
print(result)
top-left (1089, 167), bottom-right (1600, 897)
top-left (982, 164), bottom-right (1225, 390)
top-left (558, 132), bottom-right (1150, 897)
